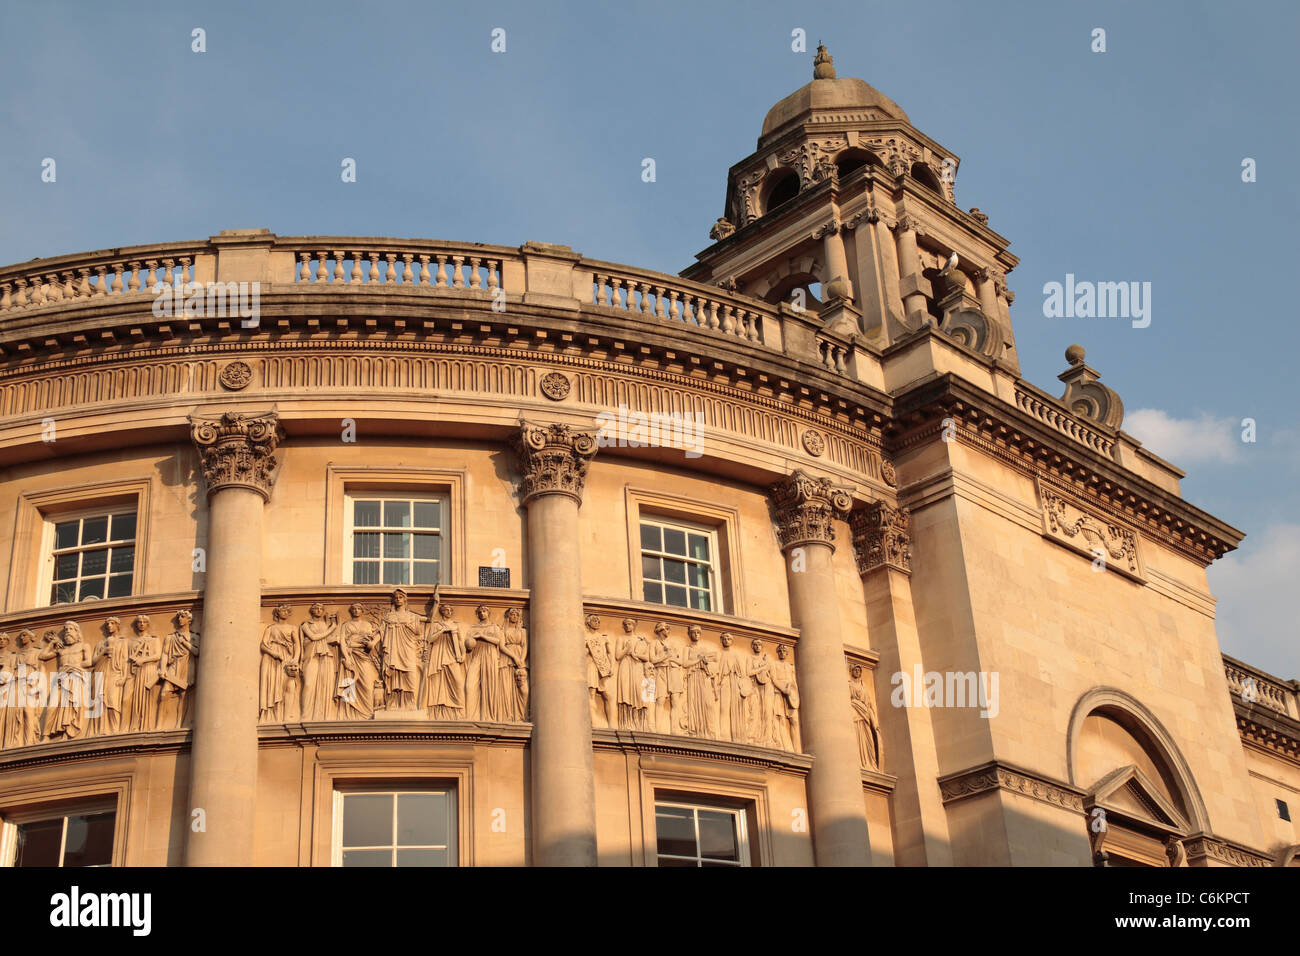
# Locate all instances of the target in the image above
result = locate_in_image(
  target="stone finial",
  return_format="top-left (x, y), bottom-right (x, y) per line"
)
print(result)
top-left (190, 411), bottom-right (283, 500)
top-left (768, 469), bottom-right (854, 552)
top-left (512, 420), bottom-right (599, 505)
top-left (1058, 345), bottom-right (1124, 430)
top-left (850, 502), bottom-right (911, 575)
top-left (709, 217), bottom-right (736, 241)
top-left (813, 43), bottom-right (836, 80)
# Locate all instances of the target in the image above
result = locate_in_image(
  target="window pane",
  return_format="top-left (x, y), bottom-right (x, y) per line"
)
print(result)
top-left (697, 810), bottom-right (740, 862)
top-left (397, 792), bottom-right (447, 847)
top-left (107, 574), bottom-right (133, 598)
top-left (688, 564), bottom-right (709, 589)
top-left (79, 577), bottom-right (105, 601)
top-left (664, 585), bottom-right (688, 608)
top-left (641, 554), bottom-right (661, 582)
top-left (81, 516), bottom-right (109, 546)
top-left (413, 534), bottom-right (439, 560)
top-left (639, 523), bottom-right (661, 552)
top-left (382, 563), bottom-right (409, 586)
top-left (413, 501), bottom-right (440, 529)
top-left (655, 806), bottom-right (697, 858)
top-left (689, 533), bottom-right (710, 561)
top-left (55, 553), bottom-right (78, 579)
top-left (63, 813), bottom-right (115, 867)
top-left (15, 819), bottom-right (63, 867)
top-left (342, 849), bottom-right (392, 867)
top-left (353, 532), bottom-right (380, 559)
top-left (396, 848), bottom-right (450, 867)
top-left (342, 794), bottom-right (393, 847)
top-left (690, 590), bottom-right (711, 612)
top-left (383, 533), bottom-right (410, 559)
top-left (110, 545), bottom-right (134, 573)
top-left (353, 561), bottom-right (379, 585)
top-left (111, 513), bottom-right (136, 542)
top-left (81, 549), bottom-right (108, 577)
top-left (663, 527), bottom-right (687, 556)
top-left (662, 559), bottom-right (687, 585)
top-left (55, 521), bottom-right (79, 550)
top-left (53, 581), bottom-right (77, 604)
top-left (384, 501), bottom-right (410, 528)
top-left (413, 562), bottom-right (439, 586)
top-left (354, 500), bottom-right (382, 527)
top-left (643, 582), bottom-right (663, 604)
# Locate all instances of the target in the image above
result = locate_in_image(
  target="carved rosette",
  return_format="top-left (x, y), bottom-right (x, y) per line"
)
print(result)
top-left (850, 501), bottom-right (911, 575)
top-left (512, 420), bottom-right (599, 505)
top-left (768, 470), bottom-right (853, 552)
top-left (190, 411), bottom-right (283, 501)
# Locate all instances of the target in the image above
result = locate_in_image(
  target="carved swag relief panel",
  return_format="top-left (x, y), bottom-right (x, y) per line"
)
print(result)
top-left (585, 613), bottom-right (802, 753)
top-left (259, 589), bottom-right (529, 724)
top-left (1036, 478), bottom-right (1145, 582)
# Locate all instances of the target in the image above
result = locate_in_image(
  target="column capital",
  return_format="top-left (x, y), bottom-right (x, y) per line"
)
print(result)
top-left (768, 470), bottom-right (854, 552)
top-left (850, 501), bottom-right (911, 575)
top-left (512, 420), bottom-right (599, 505)
top-left (189, 410), bottom-right (283, 501)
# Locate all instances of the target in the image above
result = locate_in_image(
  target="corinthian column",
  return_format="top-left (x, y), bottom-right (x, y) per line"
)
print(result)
top-left (851, 501), bottom-right (952, 866)
top-left (185, 411), bottom-right (282, 866)
top-left (512, 421), bottom-right (599, 865)
top-left (769, 470), bottom-right (872, 866)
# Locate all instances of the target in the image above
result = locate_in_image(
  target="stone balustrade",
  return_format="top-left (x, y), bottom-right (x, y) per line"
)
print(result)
top-left (289, 245), bottom-right (502, 291)
top-left (0, 243), bottom-right (204, 312)
top-left (586, 261), bottom-right (770, 344)
top-left (1224, 654), bottom-right (1299, 720)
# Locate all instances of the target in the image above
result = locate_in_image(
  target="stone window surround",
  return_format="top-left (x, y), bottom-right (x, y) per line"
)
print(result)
top-left (6, 478), bottom-right (153, 614)
top-left (309, 750), bottom-right (473, 867)
top-left (636, 765), bottom-right (771, 867)
top-left (323, 466), bottom-right (467, 588)
top-left (0, 777), bottom-right (130, 868)
top-left (622, 487), bottom-right (745, 619)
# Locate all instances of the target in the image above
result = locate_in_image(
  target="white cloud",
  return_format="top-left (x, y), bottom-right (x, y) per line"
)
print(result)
top-left (1125, 408), bottom-right (1241, 465)
top-left (1209, 522), bottom-right (1300, 678)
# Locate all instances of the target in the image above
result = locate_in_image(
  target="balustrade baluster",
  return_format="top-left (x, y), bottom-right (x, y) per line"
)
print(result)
top-left (418, 255), bottom-right (431, 285)
top-left (436, 256), bottom-right (448, 286)
top-left (469, 257), bottom-right (482, 289)
top-left (451, 256), bottom-right (465, 288)
top-left (402, 254), bottom-right (414, 284)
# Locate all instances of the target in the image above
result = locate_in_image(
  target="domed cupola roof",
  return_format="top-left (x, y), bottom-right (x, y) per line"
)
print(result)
top-left (760, 45), bottom-right (909, 143)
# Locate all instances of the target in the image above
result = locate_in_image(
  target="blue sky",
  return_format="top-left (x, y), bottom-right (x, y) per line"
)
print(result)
top-left (1, 0), bottom-right (1295, 675)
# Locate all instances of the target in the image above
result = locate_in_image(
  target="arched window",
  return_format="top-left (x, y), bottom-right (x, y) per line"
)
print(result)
top-left (834, 148), bottom-right (884, 181)
top-left (1068, 690), bottom-right (1209, 867)
top-left (761, 168), bottom-right (799, 216)
top-left (910, 162), bottom-right (944, 194)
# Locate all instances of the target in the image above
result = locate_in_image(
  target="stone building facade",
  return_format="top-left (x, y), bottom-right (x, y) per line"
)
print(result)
top-left (0, 47), bottom-right (1294, 867)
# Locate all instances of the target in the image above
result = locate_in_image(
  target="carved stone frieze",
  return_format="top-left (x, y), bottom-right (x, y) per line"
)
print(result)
top-left (190, 411), bottom-right (283, 501)
top-left (768, 470), bottom-right (854, 552)
top-left (939, 761), bottom-right (1086, 812)
top-left (1038, 479), bottom-right (1143, 580)
top-left (258, 590), bottom-right (528, 725)
top-left (511, 420), bottom-right (599, 505)
top-left (0, 610), bottom-right (200, 751)
top-left (1182, 836), bottom-right (1272, 868)
top-left (850, 501), bottom-right (911, 575)
top-left (586, 614), bottom-right (800, 753)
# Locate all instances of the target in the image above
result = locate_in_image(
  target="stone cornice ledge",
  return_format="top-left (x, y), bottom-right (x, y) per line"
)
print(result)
top-left (938, 759), bottom-right (1085, 812)
top-left (593, 727), bottom-right (814, 773)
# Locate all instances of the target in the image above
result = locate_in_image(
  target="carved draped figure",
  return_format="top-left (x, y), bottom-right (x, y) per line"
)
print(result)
top-left (849, 676), bottom-right (881, 770)
top-left (465, 621), bottom-right (506, 721)
top-left (585, 632), bottom-right (614, 727)
top-left (379, 608), bottom-right (425, 709)
top-left (299, 618), bottom-right (340, 721)
top-left (615, 635), bottom-right (651, 730)
top-left (0, 647), bottom-right (15, 747)
top-left (158, 629), bottom-right (198, 730)
top-left (648, 638), bottom-right (679, 734)
top-left (770, 658), bottom-right (800, 752)
top-left (127, 633), bottom-right (162, 733)
top-left (717, 644), bottom-right (752, 743)
top-left (682, 644), bottom-right (719, 738)
top-left (259, 621), bottom-right (299, 723)
top-left (88, 634), bottom-right (131, 736)
top-left (423, 619), bottom-right (465, 720)
top-left (500, 621), bottom-right (528, 722)
top-left (44, 641), bottom-right (93, 740)
top-left (749, 651), bottom-right (775, 747)
top-left (336, 619), bottom-right (381, 720)
top-left (12, 645), bottom-right (44, 746)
